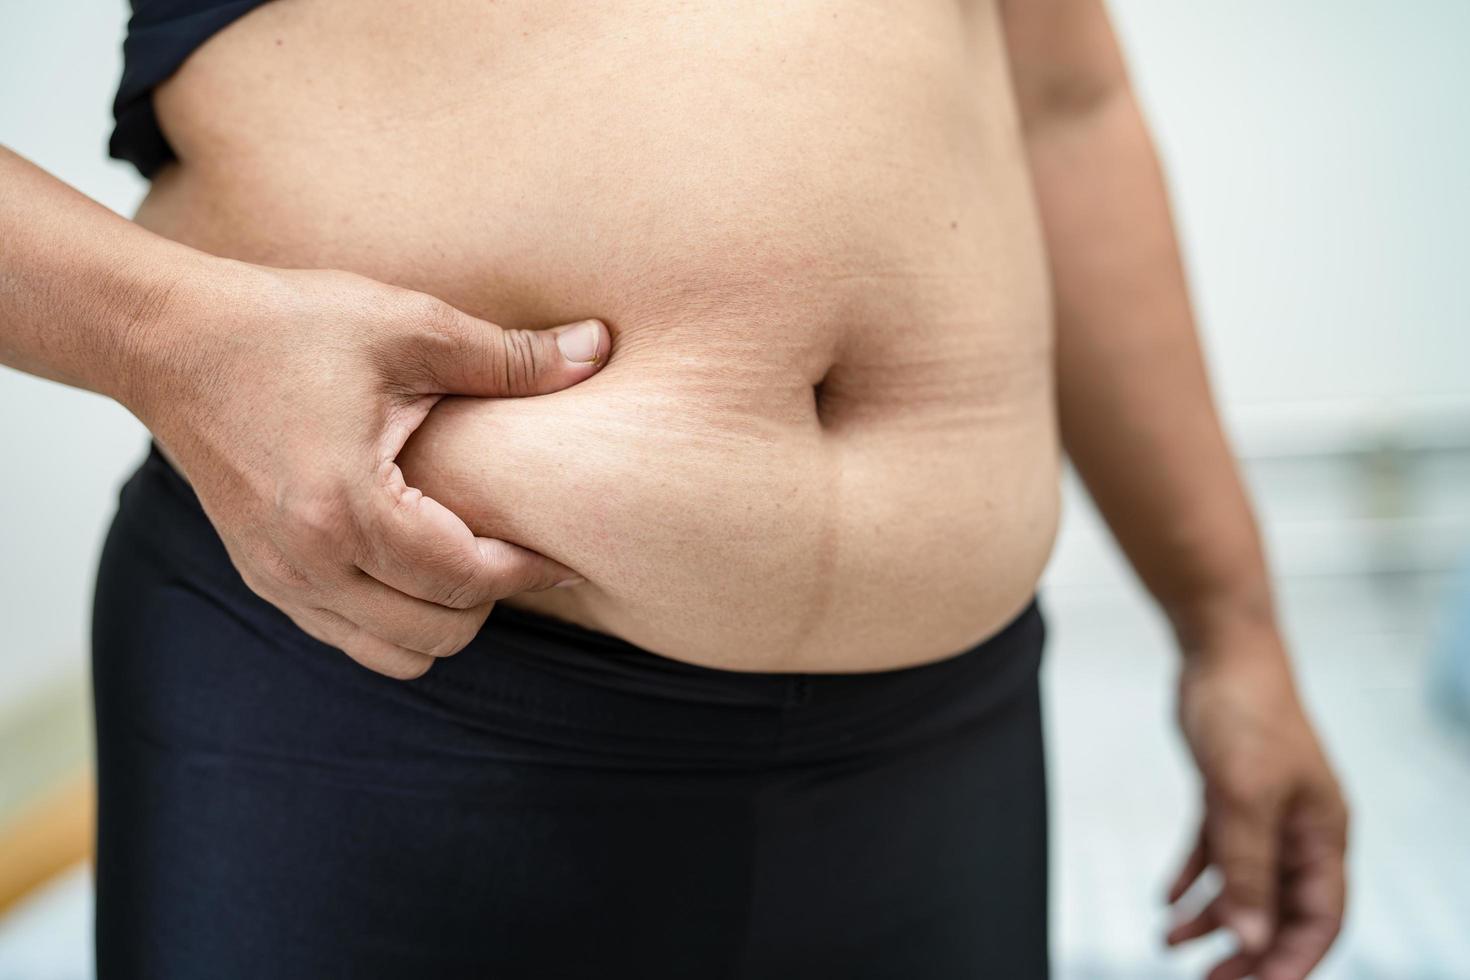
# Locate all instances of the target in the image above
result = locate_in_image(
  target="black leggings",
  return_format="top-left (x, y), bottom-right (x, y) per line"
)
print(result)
top-left (92, 445), bottom-right (1050, 979)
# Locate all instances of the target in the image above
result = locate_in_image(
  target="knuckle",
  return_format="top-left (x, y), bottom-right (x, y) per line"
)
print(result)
top-left (379, 294), bottom-right (466, 386)
top-left (279, 485), bottom-right (348, 546)
top-left (395, 536), bottom-right (488, 608)
top-left (336, 639), bottom-right (376, 670)
top-left (509, 565), bottom-right (550, 597)
top-left (474, 542), bottom-right (543, 599)
top-left (496, 329), bottom-right (545, 395)
top-left (380, 483), bottom-right (423, 534)
top-left (524, 563), bottom-right (569, 594)
top-left (377, 654), bottom-right (432, 681)
top-left (350, 638), bottom-right (432, 681)
top-left (415, 294), bottom-right (463, 335)
top-left (361, 485), bottom-right (422, 555)
top-left (256, 547), bottom-right (314, 595)
top-left (477, 572), bottom-right (518, 603)
top-left (419, 611), bottom-right (484, 658)
top-left (1226, 879), bottom-right (1272, 908)
top-left (394, 654), bottom-right (435, 680)
top-left (297, 505), bottom-right (341, 544)
top-left (1219, 857), bottom-right (1272, 896)
top-left (1212, 770), bottom-right (1270, 813)
top-left (451, 611), bottom-right (488, 652)
top-left (411, 297), bottom-right (470, 355)
top-left (398, 615), bottom-right (448, 657)
top-left (426, 631), bottom-right (468, 660)
top-left (391, 289), bottom-right (454, 332)
top-left (434, 564), bottom-right (489, 609)
top-left (1214, 845), bottom-right (1271, 895)
top-left (281, 608), bottom-right (331, 646)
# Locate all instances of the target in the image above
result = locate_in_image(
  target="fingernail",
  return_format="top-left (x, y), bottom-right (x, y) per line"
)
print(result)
top-left (554, 320), bottom-right (604, 364)
top-left (1228, 910), bottom-right (1271, 954)
top-left (554, 576), bottom-right (585, 589)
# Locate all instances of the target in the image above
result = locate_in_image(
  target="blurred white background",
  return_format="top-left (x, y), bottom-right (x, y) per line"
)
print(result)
top-left (2, 0), bottom-right (1468, 978)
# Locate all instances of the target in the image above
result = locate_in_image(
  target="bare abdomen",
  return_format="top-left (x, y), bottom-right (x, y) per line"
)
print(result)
top-left (136, 0), bottom-right (1061, 670)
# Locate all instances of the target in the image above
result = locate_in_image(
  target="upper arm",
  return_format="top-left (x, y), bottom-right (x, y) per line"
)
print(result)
top-left (999, 0), bottom-right (1132, 129)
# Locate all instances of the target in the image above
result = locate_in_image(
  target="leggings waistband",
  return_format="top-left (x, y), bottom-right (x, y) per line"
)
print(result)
top-left (124, 441), bottom-right (1046, 766)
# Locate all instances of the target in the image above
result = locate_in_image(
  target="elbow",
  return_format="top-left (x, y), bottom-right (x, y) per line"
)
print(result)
top-left (1019, 71), bottom-right (1132, 136)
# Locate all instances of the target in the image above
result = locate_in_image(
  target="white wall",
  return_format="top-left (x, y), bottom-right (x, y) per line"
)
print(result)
top-left (2, 0), bottom-right (1467, 709)
top-left (1113, 0), bottom-right (1470, 407)
top-left (1047, 0), bottom-right (1470, 598)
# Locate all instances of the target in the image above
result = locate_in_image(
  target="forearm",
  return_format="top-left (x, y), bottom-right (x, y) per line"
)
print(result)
top-left (1027, 89), bottom-right (1278, 647)
top-left (0, 146), bottom-right (213, 407)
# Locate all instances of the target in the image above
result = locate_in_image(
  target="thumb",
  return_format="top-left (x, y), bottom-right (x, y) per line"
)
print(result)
top-left (414, 312), bottom-right (610, 397)
top-left (1209, 787), bottom-right (1282, 956)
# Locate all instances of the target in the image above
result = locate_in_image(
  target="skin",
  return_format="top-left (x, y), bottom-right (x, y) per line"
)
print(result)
top-left (0, 0), bottom-right (1346, 975)
top-left (0, 147), bottom-right (612, 679)
top-left (137, 0), bottom-right (1060, 671)
top-left (1004, 1), bottom-right (1348, 976)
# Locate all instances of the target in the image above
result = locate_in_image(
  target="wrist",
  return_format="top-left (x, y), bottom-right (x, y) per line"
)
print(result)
top-left (1163, 577), bottom-right (1283, 661)
top-left (103, 242), bottom-right (199, 413)
top-left (1168, 584), bottom-right (1303, 722)
top-left (112, 249), bottom-right (260, 423)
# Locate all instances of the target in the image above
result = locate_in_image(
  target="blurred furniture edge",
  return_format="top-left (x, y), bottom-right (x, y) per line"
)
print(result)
top-left (0, 671), bottom-right (93, 916)
top-left (1052, 394), bottom-right (1470, 587)
top-left (0, 771), bottom-right (93, 916)
top-left (1430, 555), bottom-right (1470, 728)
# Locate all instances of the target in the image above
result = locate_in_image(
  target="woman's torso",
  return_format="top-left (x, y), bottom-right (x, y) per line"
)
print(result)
top-left (133, 0), bottom-right (1061, 672)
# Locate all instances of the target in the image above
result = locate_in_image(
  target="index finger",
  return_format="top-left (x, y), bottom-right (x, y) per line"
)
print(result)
top-left (1206, 783), bottom-right (1284, 955)
top-left (1255, 806), bottom-right (1348, 980)
top-left (353, 462), bottom-right (582, 608)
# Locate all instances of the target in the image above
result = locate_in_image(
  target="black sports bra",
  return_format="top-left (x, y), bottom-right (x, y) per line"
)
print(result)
top-left (111, 0), bottom-right (274, 178)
